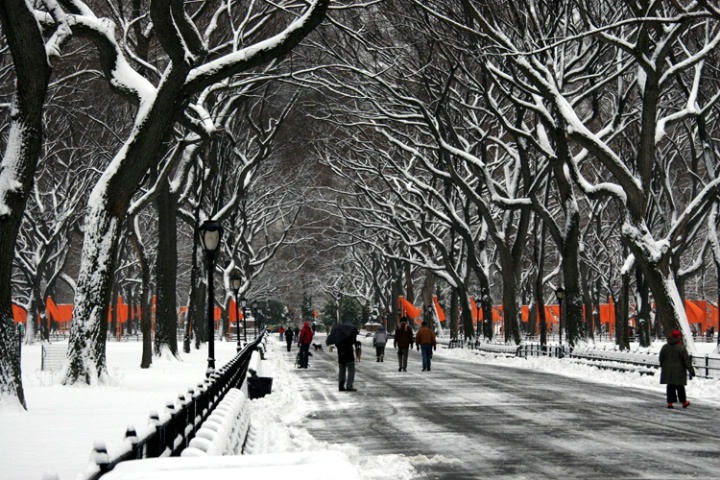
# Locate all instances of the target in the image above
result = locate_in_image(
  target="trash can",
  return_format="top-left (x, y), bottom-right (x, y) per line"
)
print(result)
top-left (248, 376), bottom-right (273, 399)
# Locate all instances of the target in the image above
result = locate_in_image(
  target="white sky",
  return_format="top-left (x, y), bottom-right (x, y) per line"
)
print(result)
top-left (2, 336), bottom-right (719, 480)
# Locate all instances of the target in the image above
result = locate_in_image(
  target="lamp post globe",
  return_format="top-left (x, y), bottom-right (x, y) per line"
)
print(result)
top-left (231, 273), bottom-right (242, 352)
top-left (199, 220), bottom-right (222, 376)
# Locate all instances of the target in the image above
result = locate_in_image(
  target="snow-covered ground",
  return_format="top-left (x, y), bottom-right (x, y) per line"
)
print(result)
top-left (2, 336), bottom-right (720, 480)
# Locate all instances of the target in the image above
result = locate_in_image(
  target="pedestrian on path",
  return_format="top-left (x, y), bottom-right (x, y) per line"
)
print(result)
top-left (284, 326), bottom-right (295, 352)
top-left (373, 325), bottom-right (389, 362)
top-left (394, 317), bottom-right (414, 372)
top-left (278, 326), bottom-right (285, 341)
top-left (659, 329), bottom-right (695, 409)
top-left (416, 321), bottom-right (437, 372)
top-left (298, 321), bottom-right (314, 368)
top-left (327, 322), bottom-right (360, 392)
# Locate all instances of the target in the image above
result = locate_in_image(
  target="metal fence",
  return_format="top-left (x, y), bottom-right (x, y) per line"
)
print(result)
top-left (79, 331), bottom-right (266, 480)
top-left (451, 340), bottom-right (720, 379)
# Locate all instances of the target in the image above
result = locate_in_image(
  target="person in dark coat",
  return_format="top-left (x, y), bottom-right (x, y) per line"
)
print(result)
top-left (394, 317), bottom-right (414, 372)
top-left (330, 323), bottom-right (360, 392)
top-left (284, 326), bottom-right (295, 352)
top-left (373, 325), bottom-right (389, 362)
top-left (297, 321), bottom-right (314, 368)
top-left (659, 329), bottom-right (695, 408)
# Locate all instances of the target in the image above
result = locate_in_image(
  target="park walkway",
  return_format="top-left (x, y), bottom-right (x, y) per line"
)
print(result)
top-left (284, 337), bottom-right (720, 479)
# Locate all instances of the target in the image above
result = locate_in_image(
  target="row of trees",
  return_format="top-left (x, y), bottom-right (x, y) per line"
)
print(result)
top-left (289, 0), bottom-right (720, 352)
top-left (0, 0), bottom-right (333, 409)
top-left (2, 0), bottom-right (720, 411)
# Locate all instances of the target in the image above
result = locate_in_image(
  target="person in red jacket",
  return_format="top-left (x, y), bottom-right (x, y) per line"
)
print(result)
top-left (298, 321), bottom-right (314, 368)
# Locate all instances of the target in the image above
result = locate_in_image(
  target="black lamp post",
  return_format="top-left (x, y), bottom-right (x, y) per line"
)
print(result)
top-left (231, 273), bottom-right (242, 352)
top-left (556, 287), bottom-right (565, 345)
top-left (252, 301), bottom-right (258, 336)
top-left (240, 297), bottom-right (248, 343)
top-left (199, 219), bottom-right (222, 376)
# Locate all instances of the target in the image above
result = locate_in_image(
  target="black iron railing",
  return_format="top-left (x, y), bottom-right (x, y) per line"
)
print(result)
top-left (79, 331), bottom-right (266, 480)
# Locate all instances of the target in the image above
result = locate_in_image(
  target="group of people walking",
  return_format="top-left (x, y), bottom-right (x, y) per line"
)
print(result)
top-left (281, 316), bottom-right (438, 393)
top-left (326, 316), bottom-right (437, 392)
top-left (283, 317), bottom-right (695, 408)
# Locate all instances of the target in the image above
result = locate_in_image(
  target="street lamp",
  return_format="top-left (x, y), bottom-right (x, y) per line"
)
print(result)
top-left (240, 297), bottom-right (248, 343)
top-left (252, 300), bottom-right (258, 336)
top-left (555, 287), bottom-right (565, 346)
top-left (231, 273), bottom-right (242, 352)
top-left (199, 219), bottom-right (222, 376)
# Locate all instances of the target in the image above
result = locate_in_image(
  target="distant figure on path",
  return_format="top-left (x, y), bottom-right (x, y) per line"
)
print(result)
top-left (326, 322), bottom-right (360, 392)
top-left (415, 321), bottom-right (437, 372)
top-left (278, 326), bottom-right (285, 341)
top-left (659, 329), bottom-right (695, 409)
top-left (394, 318), bottom-right (414, 372)
top-left (298, 321), bottom-right (314, 368)
top-left (373, 325), bottom-right (389, 362)
top-left (284, 326), bottom-right (295, 352)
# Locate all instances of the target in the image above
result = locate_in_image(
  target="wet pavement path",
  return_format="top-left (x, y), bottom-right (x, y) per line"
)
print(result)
top-left (286, 341), bottom-right (720, 479)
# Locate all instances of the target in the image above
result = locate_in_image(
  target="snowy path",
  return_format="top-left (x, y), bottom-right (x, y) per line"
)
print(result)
top-left (287, 343), bottom-right (720, 479)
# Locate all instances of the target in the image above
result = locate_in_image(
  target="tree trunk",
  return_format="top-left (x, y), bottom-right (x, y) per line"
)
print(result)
top-left (449, 289), bottom-right (459, 339)
top-left (421, 269), bottom-right (434, 327)
top-left (154, 180), bottom-right (179, 357)
top-left (63, 206), bottom-right (119, 384)
top-left (635, 266), bottom-right (652, 348)
top-left (404, 261), bottom-right (413, 302)
top-left (581, 263), bottom-right (593, 341)
top-left (0, 0), bottom-right (51, 409)
top-left (496, 244), bottom-right (522, 344)
top-left (624, 220), bottom-right (699, 354)
top-left (617, 267), bottom-right (630, 351)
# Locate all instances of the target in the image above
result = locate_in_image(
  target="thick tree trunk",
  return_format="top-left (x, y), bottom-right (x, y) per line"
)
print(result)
top-left (421, 269), bottom-right (434, 329)
top-left (562, 240), bottom-right (584, 347)
top-left (581, 263), bottom-right (594, 341)
top-left (63, 206), bottom-right (119, 384)
top-left (617, 267), bottom-right (630, 351)
top-left (497, 247), bottom-right (522, 344)
top-left (449, 289), bottom-right (459, 339)
top-left (623, 220), bottom-right (698, 354)
top-left (635, 267), bottom-right (652, 348)
top-left (154, 180), bottom-right (179, 357)
top-left (391, 259), bottom-right (403, 327)
top-left (0, 0), bottom-right (51, 408)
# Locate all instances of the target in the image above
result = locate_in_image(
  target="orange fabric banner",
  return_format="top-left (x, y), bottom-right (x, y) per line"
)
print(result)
top-left (685, 299), bottom-right (704, 324)
top-left (12, 304), bottom-right (27, 324)
top-left (433, 296), bottom-right (446, 322)
top-left (398, 296), bottom-right (421, 319)
top-left (469, 297), bottom-right (478, 323)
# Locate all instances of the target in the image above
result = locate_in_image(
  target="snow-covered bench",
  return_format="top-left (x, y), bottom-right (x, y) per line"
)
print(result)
top-left (180, 388), bottom-right (251, 457)
top-left (247, 350), bottom-right (262, 377)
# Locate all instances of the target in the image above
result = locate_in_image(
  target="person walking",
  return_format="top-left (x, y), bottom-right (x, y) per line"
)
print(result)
top-left (415, 321), bottom-right (437, 372)
top-left (659, 329), bottom-right (695, 409)
top-left (373, 325), bottom-right (389, 362)
top-left (297, 321), bottom-right (314, 368)
top-left (284, 326), bottom-right (295, 352)
top-left (394, 318), bottom-right (414, 372)
top-left (327, 322), bottom-right (360, 392)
